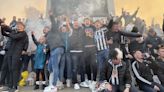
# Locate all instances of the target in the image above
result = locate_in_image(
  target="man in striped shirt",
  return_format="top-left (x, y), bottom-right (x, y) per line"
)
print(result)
top-left (94, 20), bottom-right (109, 77)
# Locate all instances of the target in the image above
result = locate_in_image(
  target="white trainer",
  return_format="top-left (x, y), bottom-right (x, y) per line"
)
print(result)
top-left (44, 85), bottom-right (57, 92)
top-left (66, 79), bottom-right (71, 88)
top-left (89, 81), bottom-right (97, 92)
top-left (74, 83), bottom-right (80, 90)
top-left (80, 81), bottom-right (89, 88)
top-left (57, 81), bottom-right (64, 90)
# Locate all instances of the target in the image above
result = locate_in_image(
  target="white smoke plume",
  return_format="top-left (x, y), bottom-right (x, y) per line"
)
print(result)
top-left (24, 7), bottom-right (51, 52)
top-left (51, 0), bottom-right (108, 17)
top-left (75, 0), bottom-right (107, 16)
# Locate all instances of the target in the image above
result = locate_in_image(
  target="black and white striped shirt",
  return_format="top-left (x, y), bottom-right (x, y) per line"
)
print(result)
top-left (95, 27), bottom-right (108, 51)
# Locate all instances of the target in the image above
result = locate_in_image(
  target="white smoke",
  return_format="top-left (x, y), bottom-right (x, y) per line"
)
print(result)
top-left (75, 0), bottom-right (107, 17)
top-left (24, 7), bottom-right (51, 52)
top-left (51, 0), bottom-right (108, 17)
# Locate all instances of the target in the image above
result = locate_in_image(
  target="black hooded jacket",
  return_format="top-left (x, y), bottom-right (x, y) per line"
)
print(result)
top-left (1, 25), bottom-right (28, 56)
top-left (156, 58), bottom-right (164, 86)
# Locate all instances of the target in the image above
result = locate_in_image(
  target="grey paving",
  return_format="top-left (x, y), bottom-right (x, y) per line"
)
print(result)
top-left (0, 86), bottom-right (91, 92)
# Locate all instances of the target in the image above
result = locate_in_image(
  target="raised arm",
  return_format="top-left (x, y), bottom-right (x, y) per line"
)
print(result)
top-left (66, 17), bottom-right (73, 36)
top-left (49, 12), bottom-right (55, 26)
top-left (1, 22), bottom-right (21, 39)
top-left (49, 11), bottom-right (59, 32)
top-left (121, 31), bottom-right (142, 37)
top-left (1, 25), bottom-right (12, 37)
top-left (31, 31), bottom-right (39, 45)
top-left (131, 7), bottom-right (139, 18)
top-left (121, 8), bottom-right (125, 17)
top-left (1, 26), bottom-right (26, 40)
top-left (107, 19), bottom-right (113, 30)
top-left (7, 31), bottom-right (27, 41)
top-left (116, 15), bottom-right (123, 23)
top-left (151, 18), bottom-right (155, 27)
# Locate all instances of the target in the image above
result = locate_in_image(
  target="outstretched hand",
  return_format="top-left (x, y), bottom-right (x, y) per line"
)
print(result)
top-left (137, 7), bottom-right (140, 11)
top-left (154, 85), bottom-right (160, 91)
top-left (109, 12), bottom-right (114, 18)
top-left (122, 8), bottom-right (124, 13)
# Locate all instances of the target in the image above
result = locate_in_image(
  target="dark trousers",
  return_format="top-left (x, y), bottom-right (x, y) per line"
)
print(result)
top-left (8, 55), bottom-right (22, 88)
top-left (60, 53), bottom-right (72, 81)
top-left (0, 55), bottom-right (4, 70)
top-left (35, 69), bottom-right (45, 84)
top-left (44, 64), bottom-right (49, 85)
top-left (84, 49), bottom-right (97, 81)
top-left (71, 52), bottom-right (85, 84)
top-left (65, 53), bottom-right (72, 79)
top-left (106, 85), bottom-right (138, 92)
top-left (97, 49), bottom-right (109, 77)
top-left (140, 83), bottom-right (164, 92)
top-left (21, 54), bottom-right (35, 72)
top-left (0, 54), bottom-right (9, 86)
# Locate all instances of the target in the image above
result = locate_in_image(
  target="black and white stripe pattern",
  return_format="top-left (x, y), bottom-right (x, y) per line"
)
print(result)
top-left (95, 27), bottom-right (108, 51)
top-left (108, 60), bottom-right (123, 85)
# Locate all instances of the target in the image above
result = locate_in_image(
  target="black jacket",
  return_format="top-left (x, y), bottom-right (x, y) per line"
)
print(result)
top-left (100, 60), bottom-right (131, 91)
top-left (107, 30), bottom-right (142, 49)
top-left (129, 38), bottom-right (144, 53)
top-left (1, 25), bottom-right (28, 57)
top-left (145, 35), bottom-right (162, 57)
top-left (156, 59), bottom-right (164, 86)
top-left (145, 35), bottom-right (162, 50)
top-left (132, 60), bottom-right (158, 88)
top-left (69, 27), bottom-right (85, 50)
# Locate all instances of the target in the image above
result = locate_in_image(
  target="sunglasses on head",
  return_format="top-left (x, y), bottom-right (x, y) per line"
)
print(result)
top-left (158, 44), bottom-right (164, 49)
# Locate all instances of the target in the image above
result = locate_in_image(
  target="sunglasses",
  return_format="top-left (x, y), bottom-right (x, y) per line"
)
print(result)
top-left (158, 44), bottom-right (164, 49)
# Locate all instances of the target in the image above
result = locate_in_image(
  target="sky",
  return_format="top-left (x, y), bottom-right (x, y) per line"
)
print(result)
top-left (115, 0), bottom-right (164, 26)
top-left (0, 0), bottom-right (46, 24)
top-left (0, 0), bottom-right (163, 26)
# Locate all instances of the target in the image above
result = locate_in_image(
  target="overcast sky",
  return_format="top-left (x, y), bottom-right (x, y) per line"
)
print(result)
top-left (115, 0), bottom-right (164, 26)
top-left (0, 0), bottom-right (46, 24)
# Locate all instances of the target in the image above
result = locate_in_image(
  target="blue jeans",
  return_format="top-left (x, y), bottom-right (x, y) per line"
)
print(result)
top-left (59, 52), bottom-right (72, 81)
top-left (48, 47), bottom-right (64, 86)
top-left (140, 83), bottom-right (164, 92)
top-left (97, 49), bottom-right (109, 75)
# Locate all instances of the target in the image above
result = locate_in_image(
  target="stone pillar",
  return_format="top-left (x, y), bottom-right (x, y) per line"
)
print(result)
top-left (107, 0), bottom-right (115, 17)
top-left (46, 0), bottom-right (51, 17)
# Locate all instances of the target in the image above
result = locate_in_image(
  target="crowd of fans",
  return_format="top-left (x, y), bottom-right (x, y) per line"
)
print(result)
top-left (0, 8), bottom-right (164, 92)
